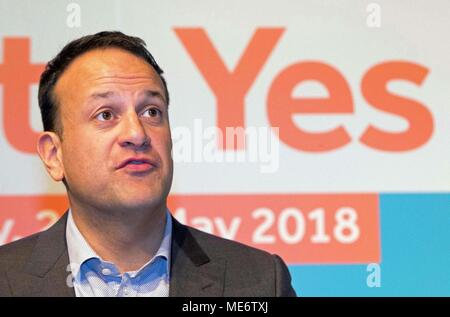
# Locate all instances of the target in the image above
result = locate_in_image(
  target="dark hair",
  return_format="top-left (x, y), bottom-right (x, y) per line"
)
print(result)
top-left (38, 31), bottom-right (169, 136)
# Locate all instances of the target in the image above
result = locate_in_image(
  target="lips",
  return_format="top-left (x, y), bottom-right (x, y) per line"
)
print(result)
top-left (116, 157), bottom-right (158, 171)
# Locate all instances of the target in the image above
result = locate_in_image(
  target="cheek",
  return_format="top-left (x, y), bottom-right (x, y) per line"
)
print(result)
top-left (153, 133), bottom-right (173, 166)
top-left (61, 137), bottom-right (109, 176)
top-left (161, 132), bottom-right (173, 156)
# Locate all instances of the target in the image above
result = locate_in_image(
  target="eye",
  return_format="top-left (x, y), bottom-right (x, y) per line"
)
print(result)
top-left (142, 107), bottom-right (162, 118)
top-left (95, 110), bottom-right (114, 121)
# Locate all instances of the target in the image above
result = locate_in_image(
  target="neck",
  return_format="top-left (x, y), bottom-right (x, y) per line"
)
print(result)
top-left (69, 199), bottom-right (167, 273)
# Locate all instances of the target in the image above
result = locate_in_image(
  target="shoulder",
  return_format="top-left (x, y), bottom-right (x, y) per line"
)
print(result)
top-left (183, 223), bottom-right (274, 262)
top-left (0, 212), bottom-right (67, 272)
top-left (0, 232), bottom-right (41, 271)
top-left (175, 222), bottom-right (297, 296)
top-left (0, 232), bottom-right (43, 296)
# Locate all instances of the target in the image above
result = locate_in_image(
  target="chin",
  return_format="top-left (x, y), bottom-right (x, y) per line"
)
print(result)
top-left (110, 182), bottom-right (170, 210)
top-left (119, 193), bottom-right (166, 210)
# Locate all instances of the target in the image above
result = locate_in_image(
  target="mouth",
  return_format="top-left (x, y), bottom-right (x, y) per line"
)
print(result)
top-left (117, 157), bottom-right (158, 173)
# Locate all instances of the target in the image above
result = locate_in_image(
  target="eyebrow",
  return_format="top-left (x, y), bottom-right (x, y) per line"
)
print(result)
top-left (88, 90), bottom-right (166, 104)
top-left (88, 91), bottom-right (118, 101)
top-left (141, 90), bottom-right (166, 104)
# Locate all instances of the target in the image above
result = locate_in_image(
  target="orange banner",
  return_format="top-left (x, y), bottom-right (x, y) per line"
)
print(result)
top-left (0, 193), bottom-right (380, 264)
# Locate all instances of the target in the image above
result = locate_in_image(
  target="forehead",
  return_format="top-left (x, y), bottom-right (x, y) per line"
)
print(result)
top-left (54, 48), bottom-right (166, 104)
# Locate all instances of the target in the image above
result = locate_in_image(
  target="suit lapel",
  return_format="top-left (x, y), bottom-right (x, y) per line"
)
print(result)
top-left (169, 218), bottom-right (225, 297)
top-left (7, 212), bottom-right (75, 297)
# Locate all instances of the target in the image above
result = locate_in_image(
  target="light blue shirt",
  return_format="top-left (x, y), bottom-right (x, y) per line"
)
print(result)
top-left (66, 209), bottom-right (172, 297)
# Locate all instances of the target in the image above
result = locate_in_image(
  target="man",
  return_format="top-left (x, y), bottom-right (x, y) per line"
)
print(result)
top-left (0, 31), bottom-right (296, 297)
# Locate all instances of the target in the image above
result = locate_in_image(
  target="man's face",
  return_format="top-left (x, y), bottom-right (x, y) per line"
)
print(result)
top-left (52, 48), bottom-right (173, 212)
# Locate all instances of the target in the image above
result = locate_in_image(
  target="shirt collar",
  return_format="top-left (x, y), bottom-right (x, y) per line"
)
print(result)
top-left (66, 208), bottom-right (172, 278)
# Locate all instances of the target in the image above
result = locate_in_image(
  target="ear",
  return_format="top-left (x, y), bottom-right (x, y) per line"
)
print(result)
top-left (36, 131), bottom-right (65, 182)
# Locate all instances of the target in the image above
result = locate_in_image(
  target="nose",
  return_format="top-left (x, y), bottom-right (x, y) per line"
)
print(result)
top-left (118, 111), bottom-right (150, 150)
